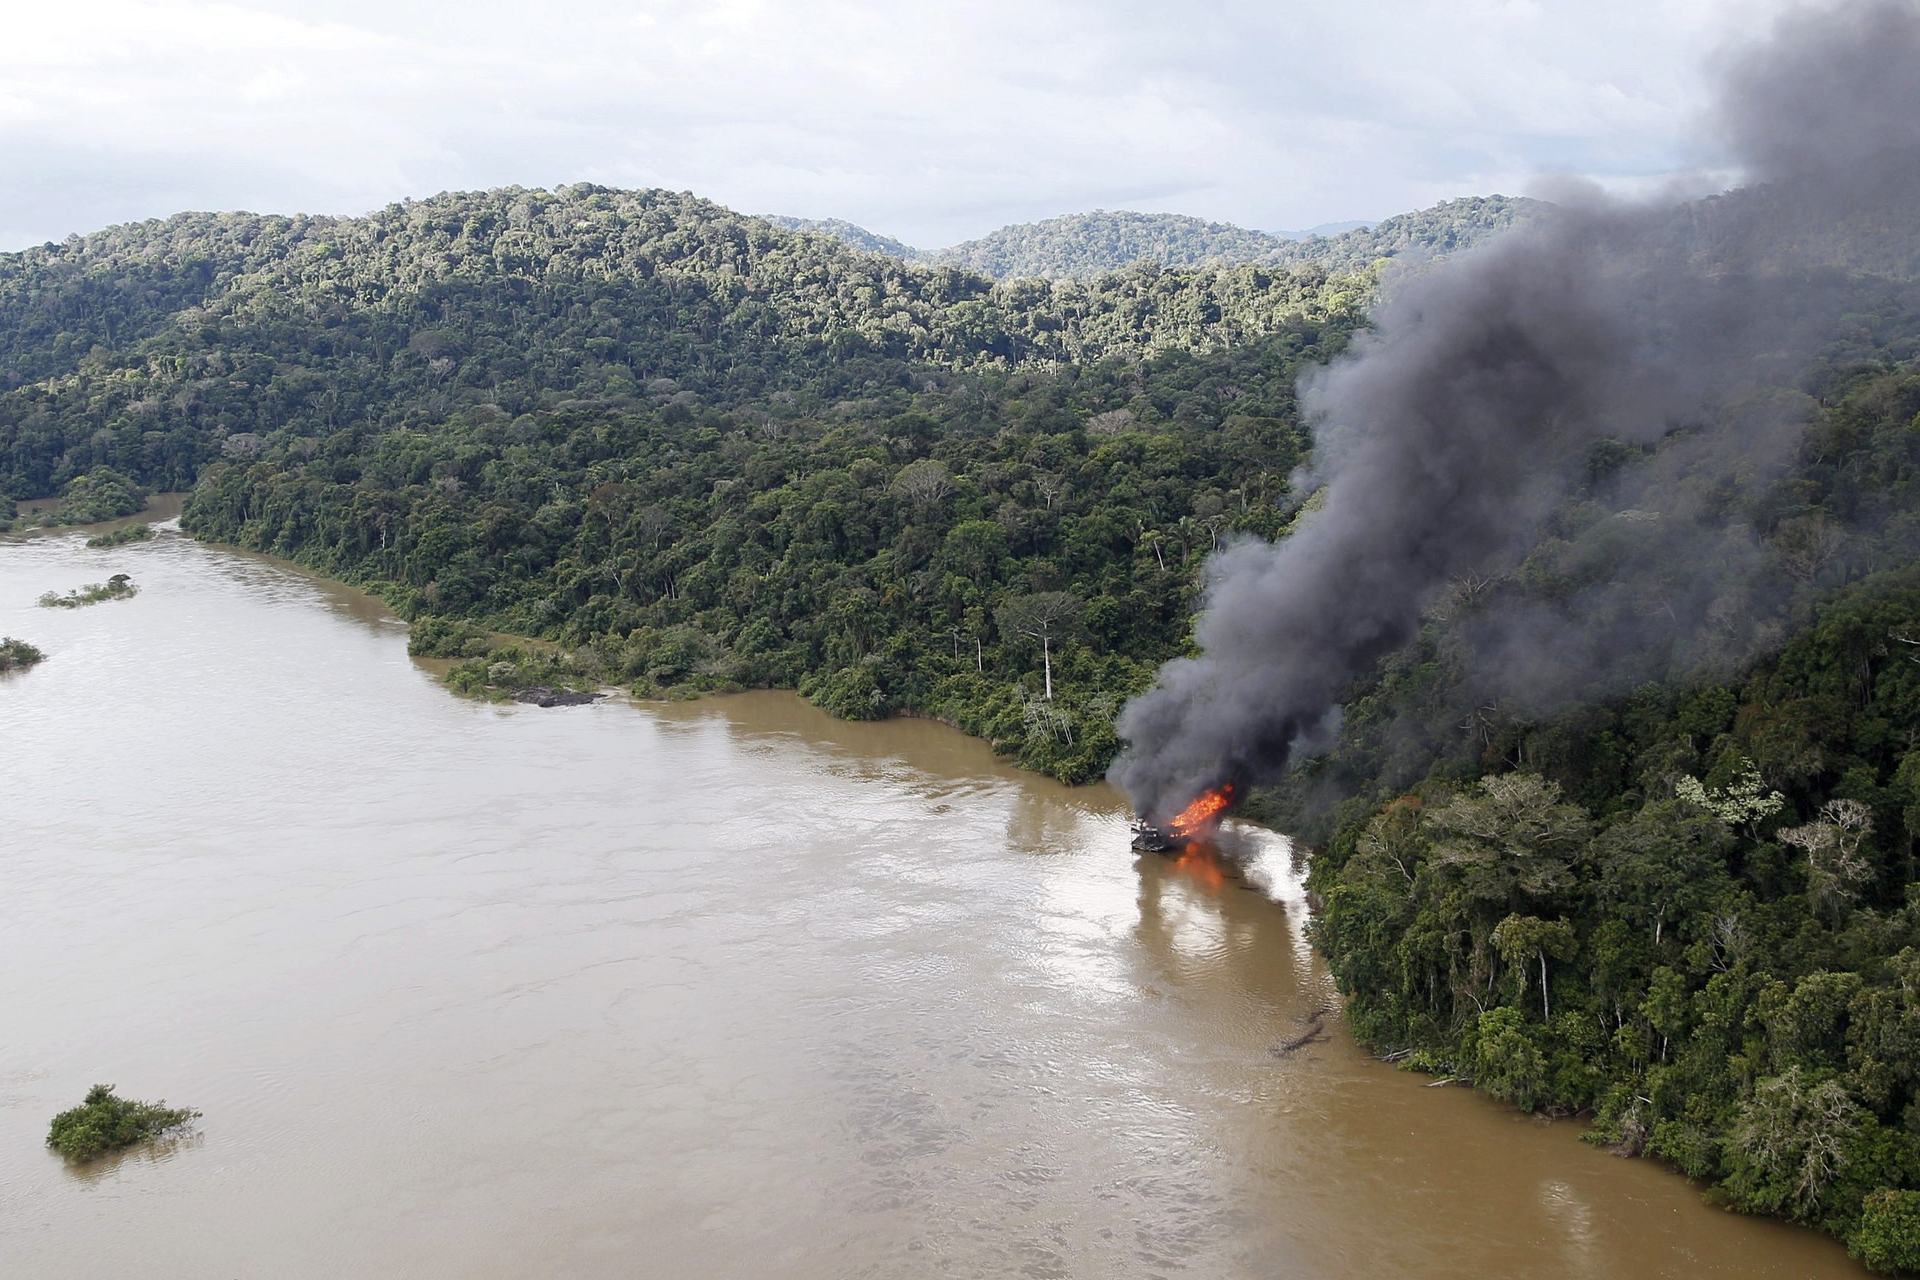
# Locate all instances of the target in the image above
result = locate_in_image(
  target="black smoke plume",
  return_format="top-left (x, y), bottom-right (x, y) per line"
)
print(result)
top-left (1110, 0), bottom-right (1920, 821)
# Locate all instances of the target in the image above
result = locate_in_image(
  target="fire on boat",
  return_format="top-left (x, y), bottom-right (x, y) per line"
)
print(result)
top-left (1130, 783), bottom-right (1237, 853)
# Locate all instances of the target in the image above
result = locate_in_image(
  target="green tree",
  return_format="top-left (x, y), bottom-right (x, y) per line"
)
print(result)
top-left (995, 591), bottom-right (1083, 701)
top-left (1491, 914), bottom-right (1577, 1020)
top-left (1850, 1189), bottom-right (1920, 1275)
top-left (1724, 1068), bottom-right (1866, 1221)
top-left (1427, 774), bottom-right (1591, 913)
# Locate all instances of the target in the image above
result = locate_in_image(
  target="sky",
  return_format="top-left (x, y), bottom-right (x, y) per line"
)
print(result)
top-left (0, 0), bottom-right (1805, 252)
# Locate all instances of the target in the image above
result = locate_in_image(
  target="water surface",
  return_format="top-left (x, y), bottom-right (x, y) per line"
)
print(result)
top-left (0, 524), bottom-right (1867, 1277)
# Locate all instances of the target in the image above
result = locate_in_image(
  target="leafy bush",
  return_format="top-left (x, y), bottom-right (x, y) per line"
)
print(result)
top-left (443, 645), bottom-right (594, 699)
top-left (407, 615), bottom-right (494, 659)
top-left (1465, 1008), bottom-right (1548, 1111)
top-left (46, 1084), bottom-right (198, 1161)
top-left (0, 636), bottom-right (46, 672)
top-left (802, 663), bottom-right (891, 720)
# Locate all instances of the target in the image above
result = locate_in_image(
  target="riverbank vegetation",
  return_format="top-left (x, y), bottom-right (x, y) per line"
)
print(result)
top-left (0, 636), bottom-right (46, 672)
top-left (0, 184), bottom-right (1386, 780)
top-left (38, 574), bottom-right (138, 608)
top-left (181, 359), bottom-right (1320, 780)
top-left (85, 523), bottom-right (155, 548)
top-left (46, 1085), bottom-right (198, 1162)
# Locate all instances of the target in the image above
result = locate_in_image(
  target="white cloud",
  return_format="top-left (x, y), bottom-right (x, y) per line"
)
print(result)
top-left (0, 0), bottom-right (1799, 250)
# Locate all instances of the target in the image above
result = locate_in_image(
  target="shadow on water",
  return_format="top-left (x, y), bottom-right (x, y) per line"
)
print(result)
top-left (182, 537), bottom-right (408, 636)
top-left (649, 690), bottom-right (1129, 819)
top-left (56, 1131), bottom-right (206, 1187)
top-left (3, 492), bottom-right (187, 541)
top-left (1002, 786), bottom-right (1114, 854)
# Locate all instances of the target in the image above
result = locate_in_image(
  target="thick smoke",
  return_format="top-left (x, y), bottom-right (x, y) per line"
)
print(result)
top-left (1111, 0), bottom-right (1920, 821)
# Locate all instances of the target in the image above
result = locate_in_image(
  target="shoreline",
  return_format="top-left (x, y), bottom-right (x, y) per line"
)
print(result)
top-left (3, 492), bottom-right (189, 541)
top-left (6, 520), bottom-right (1873, 1273)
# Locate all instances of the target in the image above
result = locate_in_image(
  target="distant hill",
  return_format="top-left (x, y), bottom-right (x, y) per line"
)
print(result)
top-left (760, 215), bottom-right (922, 261)
top-left (1281, 219), bottom-right (1375, 239)
top-left (763, 198), bottom-right (1543, 281)
top-left (1263, 195), bottom-right (1543, 276)
top-left (927, 210), bottom-right (1293, 280)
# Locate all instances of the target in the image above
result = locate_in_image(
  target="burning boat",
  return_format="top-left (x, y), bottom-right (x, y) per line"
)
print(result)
top-left (1130, 783), bottom-right (1236, 854)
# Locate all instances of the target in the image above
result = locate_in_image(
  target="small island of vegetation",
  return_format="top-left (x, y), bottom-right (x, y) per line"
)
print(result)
top-left (38, 574), bottom-right (139, 608)
top-left (409, 617), bottom-right (606, 705)
top-left (85, 523), bottom-right (156, 549)
top-left (46, 1084), bottom-right (199, 1162)
top-left (0, 636), bottom-right (46, 672)
top-left (37, 467), bottom-right (150, 527)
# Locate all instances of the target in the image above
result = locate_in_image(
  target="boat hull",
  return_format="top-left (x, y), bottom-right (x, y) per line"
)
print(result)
top-left (1130, 824), bottom-right (1179, 854)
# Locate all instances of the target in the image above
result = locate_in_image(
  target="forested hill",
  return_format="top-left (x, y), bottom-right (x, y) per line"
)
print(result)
top-left (928, 210), bottom-right (1296, 279)
top-left (0, 183), bottom-right (1368, 497)
top-left (761, 196), bottom-right (1541, 280)
top-left (1269, 195), bottom-right (1541, 276)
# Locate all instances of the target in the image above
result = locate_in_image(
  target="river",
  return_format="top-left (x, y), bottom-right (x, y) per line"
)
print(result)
top-left (0, 515), bottom-right (1869, 1278)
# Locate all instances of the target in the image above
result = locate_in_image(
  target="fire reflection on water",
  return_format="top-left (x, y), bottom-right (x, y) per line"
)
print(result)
top-left (1169, 843), bottom-right (1230, 893)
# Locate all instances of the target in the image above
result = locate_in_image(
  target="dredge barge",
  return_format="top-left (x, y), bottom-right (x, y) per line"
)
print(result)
top-left (1129, 783), bottom-right (1237, 854)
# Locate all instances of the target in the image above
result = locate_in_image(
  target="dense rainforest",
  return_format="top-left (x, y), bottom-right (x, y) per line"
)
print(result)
top-left (926, 210), bottom-right (1312, 280)
top-left (180, 324), bottom-right (1331, 782)
top-left (6, 180), bottom-right (1920, 1267)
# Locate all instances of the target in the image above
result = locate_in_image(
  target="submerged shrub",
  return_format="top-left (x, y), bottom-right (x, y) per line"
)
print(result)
top-left (0, 636), bottom-right (45, 672)
top-left (46, 1084), bottom-right (199, 1161)
top-left (85, 523), bottom-right (156, 549)
top-left (38, 574), bottom-right (139, 608)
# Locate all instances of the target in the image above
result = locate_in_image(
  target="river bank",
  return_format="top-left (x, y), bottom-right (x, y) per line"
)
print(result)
top-left (0, 523), bottom-right (1871, 1277)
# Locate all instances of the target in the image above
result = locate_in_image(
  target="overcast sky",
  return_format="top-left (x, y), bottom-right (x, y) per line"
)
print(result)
top-left (0, 0), bottom-right (1802, 251)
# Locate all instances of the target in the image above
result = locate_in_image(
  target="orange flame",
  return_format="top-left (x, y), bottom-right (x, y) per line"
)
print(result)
top-left (1168, 783), bottom-right (1237, 838)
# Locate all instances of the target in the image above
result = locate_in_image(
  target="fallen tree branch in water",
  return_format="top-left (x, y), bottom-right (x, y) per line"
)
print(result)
top-left (1272, 1011), bottom-right (1328, 1057)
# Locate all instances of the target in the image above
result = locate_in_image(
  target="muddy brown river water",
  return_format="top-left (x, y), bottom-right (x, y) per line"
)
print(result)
top-left (0, 516), bottom-right (1870, 1278)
